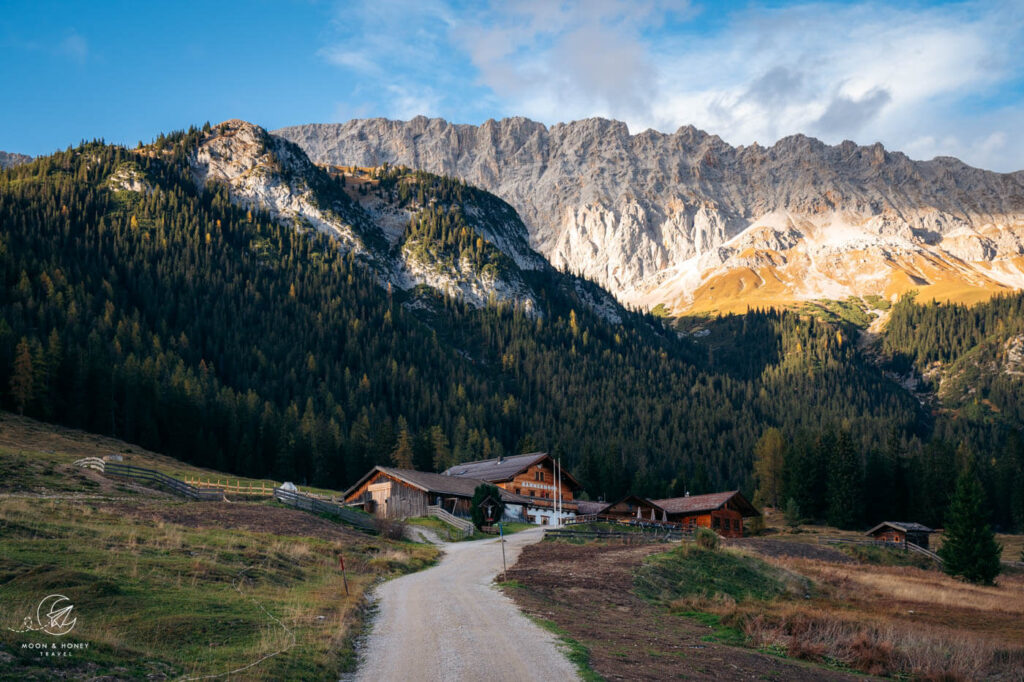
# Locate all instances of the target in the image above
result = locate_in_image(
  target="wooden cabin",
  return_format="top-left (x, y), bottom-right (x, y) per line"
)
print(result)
top-left (865, 521), bottom-right (934, 549)
top-left (343, 466), bottom-right (520, 519)
top-left (652, 490), bottom-right (760, 538)
top-left (443, 452), bottom-right (581, 524)
top-left (600, 495), bottom-right (667, 522)
top-left (343, 465), bottom-right (544, 522)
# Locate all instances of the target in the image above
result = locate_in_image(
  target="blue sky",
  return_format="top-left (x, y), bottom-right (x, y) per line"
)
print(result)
top-left (2, 0), bottom-right (1023, 171)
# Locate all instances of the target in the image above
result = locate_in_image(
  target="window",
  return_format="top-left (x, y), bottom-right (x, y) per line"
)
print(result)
top-left (712, 517), bottom-right (720, 529)
top-left (515, 488), bottom-right (520, 495)
top-left (529, 490), bottom-right (535, 497)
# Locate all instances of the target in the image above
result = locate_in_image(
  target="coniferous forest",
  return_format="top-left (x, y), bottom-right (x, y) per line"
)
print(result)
top-left (1, 132), bottom-right (1022, 532)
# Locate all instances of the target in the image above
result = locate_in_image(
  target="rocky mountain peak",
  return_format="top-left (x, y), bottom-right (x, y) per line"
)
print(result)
top-left (0, 151), bottom-right (33, 170)
top-left (275, 116), bottom-right (1024, 314)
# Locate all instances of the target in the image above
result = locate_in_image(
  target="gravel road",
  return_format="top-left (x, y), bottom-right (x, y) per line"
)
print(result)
top-left (354, 527), bottom-right (580, 682)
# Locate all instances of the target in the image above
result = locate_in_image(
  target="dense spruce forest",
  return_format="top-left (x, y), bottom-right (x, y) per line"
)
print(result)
top-left (1, 131), bottom-right (1022, 531)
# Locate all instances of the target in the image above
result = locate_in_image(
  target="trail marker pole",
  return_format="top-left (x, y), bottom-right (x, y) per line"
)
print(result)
top-left (338, 554), bottom-right (349, 596)
top-left (499, 521), bottom-right (507, 582)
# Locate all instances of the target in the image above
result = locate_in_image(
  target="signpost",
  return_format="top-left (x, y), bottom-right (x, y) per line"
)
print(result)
top-left (338, 554), bottom-right (349, 595)
top-left (479, 496), bottom-right (507, 581)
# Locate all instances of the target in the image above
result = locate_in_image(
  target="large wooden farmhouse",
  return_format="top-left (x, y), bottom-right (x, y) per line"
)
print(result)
top-left (651, 491), bottom-right (760, 538)
top-left (344, 453), bottom-right (582, 525)
top-left (443, 452), bottom-right (581, 525)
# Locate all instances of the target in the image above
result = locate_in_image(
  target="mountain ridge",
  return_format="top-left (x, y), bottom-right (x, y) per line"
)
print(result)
top-left (0, 151), bottom-right (32, 170)
top-left (276, 116), bottom-right (1024, 314)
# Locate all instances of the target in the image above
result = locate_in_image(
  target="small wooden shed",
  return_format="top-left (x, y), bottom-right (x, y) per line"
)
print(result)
top-left (652, 491), bottom-right (760, 538)
top-left (601, 495), bottom-right (666, 522)
top-left (865, 521), bottom-right (934, 549)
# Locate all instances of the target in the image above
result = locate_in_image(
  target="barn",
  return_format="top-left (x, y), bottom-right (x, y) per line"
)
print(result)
top-left (865, 521), bottom-right (934, 549)
top-left (652, 491), bottom-right (760, 538)
top-left (598, 495), bottom-right (667, 522)
top-left (343, 466), bottom-right (530, 519)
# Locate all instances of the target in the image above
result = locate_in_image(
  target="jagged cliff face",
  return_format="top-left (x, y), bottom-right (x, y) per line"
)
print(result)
top-left (144, 120), bottom-right (619, 319)
top-left (275, 117), bottom-right (1024, 313)
top-left (0, 151), bottom-right (33, 170)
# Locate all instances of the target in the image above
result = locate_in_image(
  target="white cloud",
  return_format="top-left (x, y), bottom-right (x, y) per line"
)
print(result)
top-left (58, 31), bottom-right (88, 63)
top-left (456, 1), bottom-right (1024, 171)
top-left (319, 0), bottom-right (1024, 171)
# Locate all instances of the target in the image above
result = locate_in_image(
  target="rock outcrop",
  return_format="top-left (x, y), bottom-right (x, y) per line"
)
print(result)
top-left (0, 151), bottom-right (33, 170)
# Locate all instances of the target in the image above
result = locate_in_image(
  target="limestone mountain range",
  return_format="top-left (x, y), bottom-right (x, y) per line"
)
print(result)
top-left (275, 116), bottom-right (1024, 314)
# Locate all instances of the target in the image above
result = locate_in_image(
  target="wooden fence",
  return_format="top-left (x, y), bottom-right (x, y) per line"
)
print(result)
top-left (547, 527), bottom-right (690, 543)
top-left (426, 505), bottom-right (474, 537)
top-left (819, 536), bottom-right (944, 565)
top-left (565, 514), bottom-right (686, 531)
top-left (184, 476), bottom-right (275, 497)
top-left (273, 487), bottom-right (377, 532)
top-left (103, 463), bottom-right (224, 501)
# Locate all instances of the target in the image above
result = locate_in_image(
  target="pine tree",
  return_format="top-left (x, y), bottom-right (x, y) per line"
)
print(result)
top-left (753, 427), bottom-right (786, 508)
top-left (9, 338), bottom-right (34, 415)
top-left (939, 467), bottom-right (1002, 585)
top-left (391, 418), bottom-right (414, 469)
top-left (430, 425), bottom-right (452, 472)
top-left (826, 429), bottom-right (863, 529)
top-left (784, 497), bottom-right (803, 529)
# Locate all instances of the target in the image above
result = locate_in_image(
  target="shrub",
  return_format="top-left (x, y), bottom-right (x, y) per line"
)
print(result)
top-left (373, 517), bottom-right (407, 541)
top-left (695, 526), bottom-right (720, 550)
top-left (634, 544), bottom-right (794, 604)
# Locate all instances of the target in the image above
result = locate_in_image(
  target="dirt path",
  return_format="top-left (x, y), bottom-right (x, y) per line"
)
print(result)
top-left (354, 528), bottom-right (580, 682)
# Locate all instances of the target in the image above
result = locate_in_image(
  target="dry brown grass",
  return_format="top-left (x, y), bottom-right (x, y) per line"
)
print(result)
top-left (742, 603), bottom-right (1024, 680)
top-left (682, 539), bottom-right (1024, 680)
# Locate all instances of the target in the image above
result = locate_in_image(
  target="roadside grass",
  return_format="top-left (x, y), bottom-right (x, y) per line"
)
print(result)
top-left (498, 521), bottom-right (536, 535)
top-left (0, 416), bottom-right (439, 679)
top-left (0, 494), bottom-right (437, 680)
top-left (528, 615), bottom-right (605, 682)
top-left (633, 539), bottom-right (1024, 678)
top-left (837, 543), bottom-right (937, 569)
top-left (0, 491), bottom-right (436, 675)
top-left (406, 516), bottom-right (465, 541)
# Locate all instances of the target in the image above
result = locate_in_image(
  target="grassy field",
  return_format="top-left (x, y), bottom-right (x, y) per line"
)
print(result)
top-left (0, 414), bottom-right (438, 680)
top-left (0, 411), bottom-right (337, 498)
top-left (635, 538), bottom-right (1024, 679)
top-left (760, 507), bottom-right (1024, 563)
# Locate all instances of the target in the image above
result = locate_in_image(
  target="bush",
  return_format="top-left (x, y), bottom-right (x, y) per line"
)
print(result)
top-left (374, 517), bottom-right (407, 540)
top-left (634, 543), bottom-right (794, 604)
top-left (695, 526), bottom-right (720, 550)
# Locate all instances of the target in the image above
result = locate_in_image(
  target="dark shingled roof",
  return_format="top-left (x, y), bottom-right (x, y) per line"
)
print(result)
top-left (343, 466), bottom-right (536, 505)
top-left (652, 491), bottom-right (760, 517)
top-left (865, 521), bottom-right (934, 536)
top-left (575, 500), bottom-right (611, 515)
top-left (443, 452), bottom-right (549, 482)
